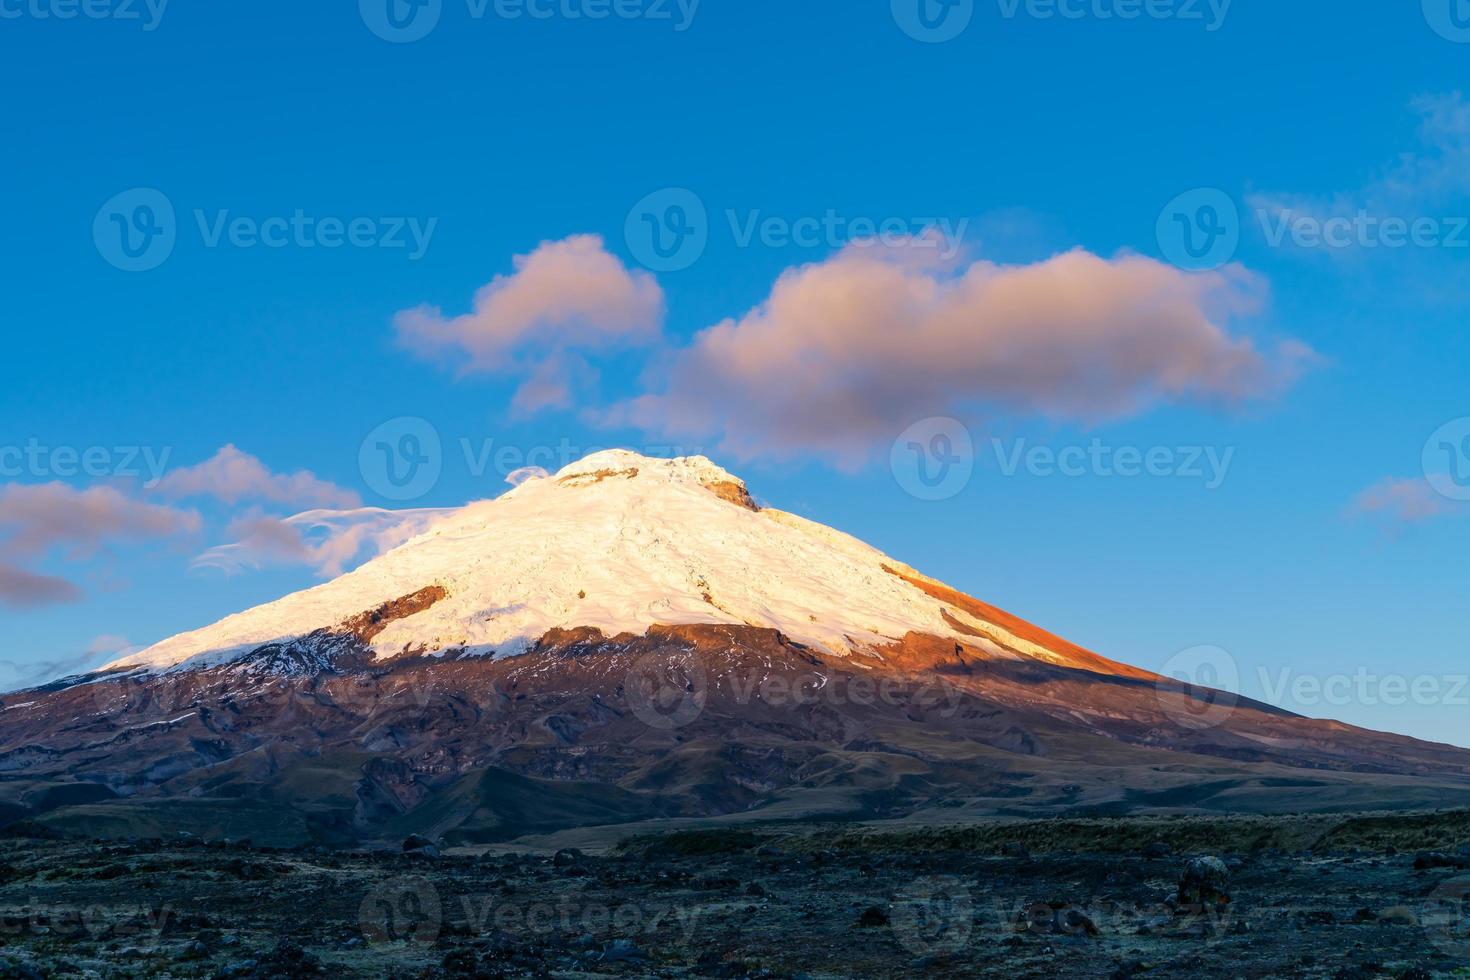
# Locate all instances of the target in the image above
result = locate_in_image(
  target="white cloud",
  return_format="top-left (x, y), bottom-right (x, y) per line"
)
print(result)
top-left (505, 466), bottom-right (550, 487)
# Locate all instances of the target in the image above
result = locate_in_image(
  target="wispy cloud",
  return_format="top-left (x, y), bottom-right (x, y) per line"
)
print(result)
top-left (1248, 92), bottom-right (1470, 289)
top-left (395, 234), bottom-right (664, 410)
top-left (192, 505), bottom-right (454, 578)
top-left (1351, 476), bottom-right (1463, 525)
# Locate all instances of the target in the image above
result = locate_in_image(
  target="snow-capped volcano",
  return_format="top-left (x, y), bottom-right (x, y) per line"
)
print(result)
top-left (8, 448), bottom-right (1470, 844)
top-left (109, 449), bottom-right (1126, 677)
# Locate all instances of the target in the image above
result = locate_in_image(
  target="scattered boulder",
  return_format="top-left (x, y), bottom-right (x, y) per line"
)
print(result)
top-left (857, 905), bottom-right (890, 927)
top-left (1000, 841), bottom-right (1030, 859)
top-left (600, 939), bottom-right (646, 963)
top-left (552, 847), bottom-right (585, 868)
top-left (1143, 841), bottom-right (1173, 860)
top-left (402, 835), bottom-right (440, 859)
top-left (1413, 852), bottom-right (1470, 870)
top-left (1178, 855), bottom-right (1231, 909)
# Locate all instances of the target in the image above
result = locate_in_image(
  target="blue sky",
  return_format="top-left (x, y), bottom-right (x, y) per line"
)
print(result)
top-left (2, 1), bottom-right (1469, 745)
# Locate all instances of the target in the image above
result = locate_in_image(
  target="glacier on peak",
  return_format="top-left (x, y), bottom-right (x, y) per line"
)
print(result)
top-left (103, 449), bottom-right (1100, 680)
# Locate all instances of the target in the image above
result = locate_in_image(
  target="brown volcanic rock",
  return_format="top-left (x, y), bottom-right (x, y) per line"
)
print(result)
top-left (1, 621), bottom-right (1469, 845)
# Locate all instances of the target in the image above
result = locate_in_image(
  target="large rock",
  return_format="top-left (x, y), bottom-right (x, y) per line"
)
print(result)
top-left (402, 834), bottom-right (440, 859)
top-left (1178, 855), bottom-right (1231, 908)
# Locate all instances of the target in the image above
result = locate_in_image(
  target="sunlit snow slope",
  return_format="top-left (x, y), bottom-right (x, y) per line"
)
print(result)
top-left (110, 450), bottom-right (1128, 676)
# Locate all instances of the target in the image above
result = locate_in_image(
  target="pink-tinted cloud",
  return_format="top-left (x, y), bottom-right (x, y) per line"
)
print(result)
top-left (612, 241), bottom-right (1311, 466)
top-left (0, 482), bottom-right (202, 559)
top-left (192, 506), bottom-right (453, 578)
top-left (154, 445), bottom-right (360, 509)
top-left (0, 562), bottom-right (83, 609)
top-left (1351, 477), bottom-right (1460, 524)
top-left (0, 482), bottom-right (201, 608)
top-left (395, 234), bottom-right (664, 408)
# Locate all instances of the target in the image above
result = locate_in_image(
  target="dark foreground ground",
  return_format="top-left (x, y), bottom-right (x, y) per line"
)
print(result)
top-left (1, 811), bottom-right (1470, 978)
